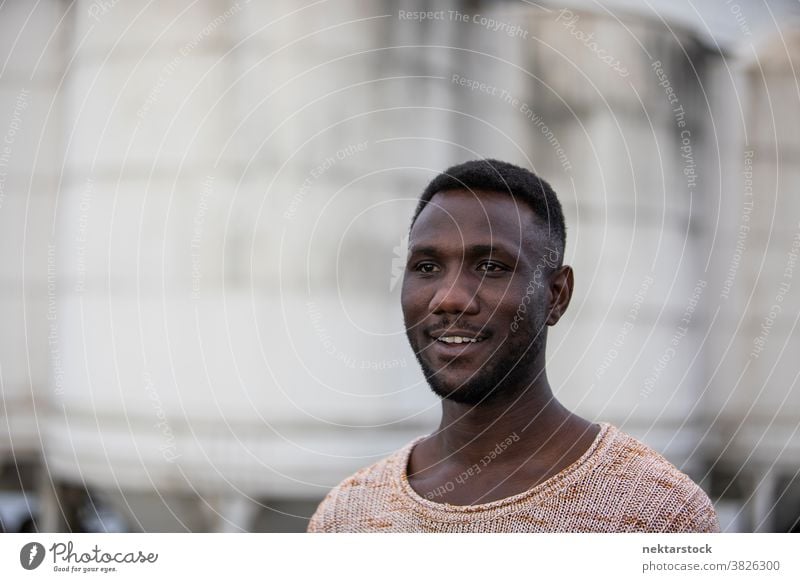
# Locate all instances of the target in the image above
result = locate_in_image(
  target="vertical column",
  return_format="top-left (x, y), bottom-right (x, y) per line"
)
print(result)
top-left (201, 494), bottom-right (259, 533)
top-left (526, 8), bottom-right (713, 462)
top-left (751, 467), bottom-right (776, 532)
top-left (0, 1), bottom-right (66, 532)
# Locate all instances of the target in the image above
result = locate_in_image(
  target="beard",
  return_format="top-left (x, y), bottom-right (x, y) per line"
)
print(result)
top-left (408, 303), bottom-right (549, 407)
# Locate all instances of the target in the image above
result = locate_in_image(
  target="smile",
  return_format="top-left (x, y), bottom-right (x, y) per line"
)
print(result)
top-left (434, 336), bottom-right (484, 344)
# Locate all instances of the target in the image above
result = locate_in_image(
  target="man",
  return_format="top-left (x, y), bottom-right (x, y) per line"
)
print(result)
top-left (308, 159), bottom-right (719, 532)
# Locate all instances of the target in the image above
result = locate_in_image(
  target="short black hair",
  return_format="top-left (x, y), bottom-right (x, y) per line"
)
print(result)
top-left (410, 159), bottom-right (566, 257)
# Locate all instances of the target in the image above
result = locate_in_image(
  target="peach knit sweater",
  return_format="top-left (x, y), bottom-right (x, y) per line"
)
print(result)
top-left (307, 423), bottom-right (720, 533)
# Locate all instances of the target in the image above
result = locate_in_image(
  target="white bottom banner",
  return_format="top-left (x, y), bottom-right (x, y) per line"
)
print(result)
top-left (1, 533), bottom-right (796, 581)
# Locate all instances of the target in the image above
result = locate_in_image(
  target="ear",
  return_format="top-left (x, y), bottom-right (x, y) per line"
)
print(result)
top-left (546, 265), bottom-right (574, 326)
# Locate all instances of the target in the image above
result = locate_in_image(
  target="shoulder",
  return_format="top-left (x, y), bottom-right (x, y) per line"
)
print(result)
top-left (583, 425), bottom-right (720, 532)
top-left (306, 440), bottom-right (413, 533)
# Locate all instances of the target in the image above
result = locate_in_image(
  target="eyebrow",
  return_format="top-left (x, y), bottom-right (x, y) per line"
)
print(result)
top-left (409, 243), bottom-right (518, 258)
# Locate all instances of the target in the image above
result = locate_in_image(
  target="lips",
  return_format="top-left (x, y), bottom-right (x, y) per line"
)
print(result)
top-left (429, 326), bottom-right (488, 339)
top-left (425, 327), bottom-right (490, 359)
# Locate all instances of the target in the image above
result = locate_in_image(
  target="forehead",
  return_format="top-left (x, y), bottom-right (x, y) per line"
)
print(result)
top-left (410, 189), bottom-right (543, 251)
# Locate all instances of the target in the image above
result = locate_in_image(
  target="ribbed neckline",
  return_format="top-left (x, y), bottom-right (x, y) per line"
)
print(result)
top-left (394, 422), bottom-right (614, 517)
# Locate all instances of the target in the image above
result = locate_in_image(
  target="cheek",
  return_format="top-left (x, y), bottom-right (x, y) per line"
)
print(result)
top-left (488, 278), bottom-right (532, 314)
top-left (400, 280), bottom-right (425, 321)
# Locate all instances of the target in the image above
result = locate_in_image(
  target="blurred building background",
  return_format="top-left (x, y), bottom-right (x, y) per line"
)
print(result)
top-left (1, 0), bottom-right (799, 532)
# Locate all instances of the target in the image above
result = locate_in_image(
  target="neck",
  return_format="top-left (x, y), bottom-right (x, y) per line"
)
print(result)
top-left (431, 372), bottom-right (584, 466)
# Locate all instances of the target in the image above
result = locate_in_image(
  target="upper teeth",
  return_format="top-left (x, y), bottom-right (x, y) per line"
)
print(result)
top-left (437, 336), bottom-right (481, 344)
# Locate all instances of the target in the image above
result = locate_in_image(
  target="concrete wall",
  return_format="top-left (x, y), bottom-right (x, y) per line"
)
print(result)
top-left (1, 0), bottom-right (798, 531)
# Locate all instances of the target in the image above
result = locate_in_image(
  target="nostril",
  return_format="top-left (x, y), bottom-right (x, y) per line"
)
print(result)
top-left (429, 283), bottom-right (479, 315)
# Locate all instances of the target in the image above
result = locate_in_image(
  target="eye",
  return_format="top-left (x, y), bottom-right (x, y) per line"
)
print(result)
top-left (478, 261), bottom-right (507, 273)
top-left (413, 261), bottom-right (440, 274)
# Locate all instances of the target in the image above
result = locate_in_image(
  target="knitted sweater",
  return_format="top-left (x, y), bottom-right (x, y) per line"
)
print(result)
top-left (307, 423), bottom-right (720, 533)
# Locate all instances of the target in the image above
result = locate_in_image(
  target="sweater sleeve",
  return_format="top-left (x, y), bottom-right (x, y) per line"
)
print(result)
top-left (662, 485), bottom-right (721, 533)
top-left (684, 496), bottom-right (721, 533)
top-left (306, 487), bottom-right (339, 533)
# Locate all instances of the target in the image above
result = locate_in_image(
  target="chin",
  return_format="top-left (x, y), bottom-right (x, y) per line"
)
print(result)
top-left (417, 345), bottom-right (541, 406)
top-left (433, 384), bottom-right (495, 406)
top-left (424, 366), bottom-right (508, 406)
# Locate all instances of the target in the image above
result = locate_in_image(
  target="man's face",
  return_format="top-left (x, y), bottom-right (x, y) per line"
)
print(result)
top-left (401, 188), bottom-right (564, 405)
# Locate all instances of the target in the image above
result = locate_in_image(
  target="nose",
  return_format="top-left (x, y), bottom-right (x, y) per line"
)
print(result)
top-left (429, 271), bottom-right (480, 315)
